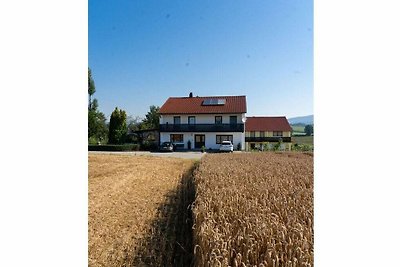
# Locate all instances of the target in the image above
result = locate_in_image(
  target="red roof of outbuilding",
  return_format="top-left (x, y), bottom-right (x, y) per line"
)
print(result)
top-left (245, 116), bottom-right (292, 131)
top-left (159, 95), bottom-right (247, 114)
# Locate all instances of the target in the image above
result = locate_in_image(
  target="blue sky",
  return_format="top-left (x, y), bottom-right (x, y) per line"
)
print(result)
top-left (89, 0), bottom-right (313, 120)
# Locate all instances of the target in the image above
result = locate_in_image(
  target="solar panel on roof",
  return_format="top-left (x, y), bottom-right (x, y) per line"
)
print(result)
top-left (202, 98), bottom-right (226, 106)
top-left (202, 99), bottom-right (212, 105)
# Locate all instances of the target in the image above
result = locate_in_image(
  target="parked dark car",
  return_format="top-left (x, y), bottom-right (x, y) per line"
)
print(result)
top-left (159, 142), bottom-right (174, 152)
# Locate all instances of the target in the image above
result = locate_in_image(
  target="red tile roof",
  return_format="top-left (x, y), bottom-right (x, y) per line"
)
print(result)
top-left (245, 116), bottom-right (292, 132)
top-left (159, 95), bottom-right (247, 114)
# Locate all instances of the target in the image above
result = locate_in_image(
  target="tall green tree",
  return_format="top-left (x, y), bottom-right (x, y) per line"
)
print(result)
top-left (88, 68), bottom-right (96, 110)
top-left (88, 110), bottom-right (108, 142)
top-left (305, 124), bottom-right (314, 136)
top-left (108, 107), bottom-right (127, 144)
top-left (142, 105), bottom-right (160, 129)
top-left (88, 68), bottom-right (108, 144)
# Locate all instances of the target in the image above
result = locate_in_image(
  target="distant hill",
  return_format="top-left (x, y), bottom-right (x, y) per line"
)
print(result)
top-left (288, 115), bottom-right (313, 125)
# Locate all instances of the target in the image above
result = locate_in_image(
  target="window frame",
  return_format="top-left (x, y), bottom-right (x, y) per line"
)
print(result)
top-left (216, 135), bottom-right (233, 144)
top-left (188, 116), bottom-right (196, 125)
top-left (273, 131), bottom-right (283, 137)
top-left (173, 116), bottom-right (181, 124)
top-left (215, 116), bottom-right (222, 124)
top-left (229, 115), bottom-right (237, 124)
top-left (170, 134), bottom-right (184, 143)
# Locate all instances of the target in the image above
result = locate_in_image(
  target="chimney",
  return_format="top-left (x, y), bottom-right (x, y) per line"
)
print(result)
top-left (189, 92), bottom-right (193, 98)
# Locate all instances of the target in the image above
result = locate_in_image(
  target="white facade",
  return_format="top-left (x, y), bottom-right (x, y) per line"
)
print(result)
top-left (160, 114), bottom-right (246, 150)
top-left (160, 113), bottom-right (246, 124)
top-left (160, 132), bottom-right (245, 150)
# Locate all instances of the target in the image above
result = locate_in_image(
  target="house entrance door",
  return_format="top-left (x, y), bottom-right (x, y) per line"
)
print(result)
top-left (194, 134), bottom-right (205, 149)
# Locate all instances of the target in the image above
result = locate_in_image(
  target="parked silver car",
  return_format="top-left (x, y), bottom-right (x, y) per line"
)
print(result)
top-left (160, 142), bottom-right (174, 152)
top-left (219, 140), bottom-right (234, 152)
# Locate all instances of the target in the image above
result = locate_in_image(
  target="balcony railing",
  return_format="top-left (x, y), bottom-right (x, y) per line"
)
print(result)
top-left (160, 123), bottom-right (244, 132)
top-left (245, 137), bottom-right (291, 143)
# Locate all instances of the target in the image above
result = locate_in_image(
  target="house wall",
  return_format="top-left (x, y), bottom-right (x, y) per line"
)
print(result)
top-left (160, 132), bottom-right (245, 150)
top-left (160, 114), bottom-right (246, 124)
top-left (245, 131), bottom-right (291, 137)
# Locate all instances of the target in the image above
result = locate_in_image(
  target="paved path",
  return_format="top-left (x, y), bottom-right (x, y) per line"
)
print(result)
top-left (89, 151), bottom-right (206, 159)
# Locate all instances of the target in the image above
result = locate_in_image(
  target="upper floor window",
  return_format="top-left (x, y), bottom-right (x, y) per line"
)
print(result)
top-left (173, 116), bottom-right (181, 124)
top-left (273, 131), bottom-right (283, 137)
top-left (215, 116), bottom-right (222, 124)
top-left (260, 131), bottom-right (265, 137)
top-left (230, 116), bottom-right (237, 124)
top-left (250, 131), bottom-right (255, 137)
top-left (188, 116), bottom-right (196, 124)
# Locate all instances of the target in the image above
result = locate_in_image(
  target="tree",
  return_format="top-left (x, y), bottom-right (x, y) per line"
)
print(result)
top-left (88, 110), bottom-right (108, 142)
top-left (88, 68), bottom-right (96, 110)
top-left (108, 107), bottom-right (127, 144)
top-left (305, 124), bottom-right (314, 136)
top-left (88, 68), bottom-right (108, 144)
top-left (127, 115), bottom-right (144, 132)
top-left (142, 105), bottom-right (160, 129)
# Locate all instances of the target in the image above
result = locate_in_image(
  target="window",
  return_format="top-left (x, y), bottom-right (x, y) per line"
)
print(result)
top-left (216, 135), bottom-right (233, 144)
top-left (188, 116), bottom-right (196, 124)
top-left (260, 131), bottom-right (265, 137)
top-left (173, 116), bottom-right (181, 124)
top-left (250, 131), bottom-right (255, 138)
top-left (215, 116), bottom-right (222, 124)
top-left (273, 131), bottom-right (283, 137)
top-left (230, 116), bottom-right (237, 124)
top-left (170, 134), bottom-right (183, 143)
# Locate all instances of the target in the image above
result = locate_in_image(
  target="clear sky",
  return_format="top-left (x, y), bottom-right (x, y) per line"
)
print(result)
top-left (89, 0), bottom-right (313, 120)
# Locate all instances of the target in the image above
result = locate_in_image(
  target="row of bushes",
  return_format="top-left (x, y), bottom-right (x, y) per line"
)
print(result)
top-left (88, 144), bottom-right (140, 151)
top-left (88, 142), bottom-right (159, 152)
top-left (292, 143), bottom-right (314, 151)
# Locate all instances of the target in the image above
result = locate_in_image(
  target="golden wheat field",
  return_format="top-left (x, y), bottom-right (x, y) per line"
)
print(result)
top-left (192, 152), bottom-right (314, 267)
top-left (88, 154), bottom-right (196, 267)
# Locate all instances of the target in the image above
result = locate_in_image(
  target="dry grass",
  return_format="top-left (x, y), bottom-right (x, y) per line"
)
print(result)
top-left (192, 152), bottom-right (314, 267)
top-left (88, 154), bottom-right (196, 267)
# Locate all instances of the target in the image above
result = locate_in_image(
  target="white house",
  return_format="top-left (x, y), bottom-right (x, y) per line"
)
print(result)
top-left (159, 94), bottom-right (247, 150)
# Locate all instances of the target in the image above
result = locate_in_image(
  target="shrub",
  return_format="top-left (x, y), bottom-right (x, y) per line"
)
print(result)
top-left (140, 141), bottom-right (158, 151)
top-left (292, 143), bottom-right (313, 152)
top-left (237, 142), bottom-right (241, 151)
top-left (88, 144), bottom-right (140, 151)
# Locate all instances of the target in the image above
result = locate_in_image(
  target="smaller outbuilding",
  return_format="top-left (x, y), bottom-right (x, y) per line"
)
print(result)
top-left (245, 116), bottom-right (292, 151)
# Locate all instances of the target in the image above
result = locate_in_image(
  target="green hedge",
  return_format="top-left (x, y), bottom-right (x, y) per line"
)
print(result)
top-left (88, 144), bottom-right (140, 151)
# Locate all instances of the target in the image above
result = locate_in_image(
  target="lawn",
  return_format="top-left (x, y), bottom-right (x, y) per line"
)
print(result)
top-left (292, 135), bottom-right (314, 146)
top-left (88, 154), bottom-right (196, 267)
top-left (291, 124), bottom-right (305, 133)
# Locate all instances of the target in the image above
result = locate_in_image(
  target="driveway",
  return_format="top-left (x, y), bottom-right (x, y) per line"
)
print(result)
top-left (89, 151), bottom-right (206, 160)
